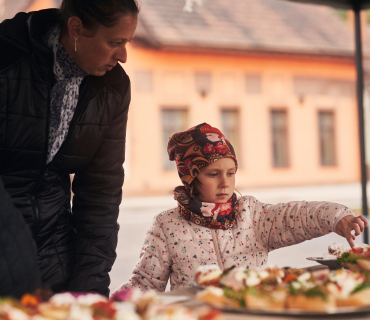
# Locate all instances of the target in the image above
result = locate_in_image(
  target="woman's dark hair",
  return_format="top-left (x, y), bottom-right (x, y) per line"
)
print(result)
top-left (59, 0), bottom-right (139, 31)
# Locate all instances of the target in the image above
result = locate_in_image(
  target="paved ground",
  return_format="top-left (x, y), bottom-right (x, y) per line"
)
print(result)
top-left (109, 182), bottom-right (370, 292)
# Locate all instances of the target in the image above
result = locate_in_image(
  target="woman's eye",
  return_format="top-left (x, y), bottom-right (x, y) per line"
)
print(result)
top-left (228, 172), bottom-right (235, 176)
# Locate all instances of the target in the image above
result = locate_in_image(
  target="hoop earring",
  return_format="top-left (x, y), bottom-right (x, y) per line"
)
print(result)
top-left (74, 36), bottom-right (77, 52)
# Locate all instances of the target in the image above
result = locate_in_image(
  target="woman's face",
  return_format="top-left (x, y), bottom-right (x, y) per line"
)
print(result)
top-left (195, 158), bottom-right (236, 203)
top-left (72, 13), bottom-right (138, 76)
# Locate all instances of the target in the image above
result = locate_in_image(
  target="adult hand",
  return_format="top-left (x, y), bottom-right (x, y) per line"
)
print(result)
top-left (335, 215), bottom-right (368, 248)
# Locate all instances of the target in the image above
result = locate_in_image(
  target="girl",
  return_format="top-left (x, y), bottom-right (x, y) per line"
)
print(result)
top-left (118, 123), bottom-right (367, 292)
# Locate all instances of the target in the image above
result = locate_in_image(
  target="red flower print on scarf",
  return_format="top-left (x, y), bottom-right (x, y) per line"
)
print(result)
top-left (215, 142), bottom-right (228, 154)
top-left (218, 203), bottom-right (232, 216)
top-left (177, 165), bottom-right (190, 175)
top-left (184, 158), bottom-right (193, 170)
top-left (204, 143), bottom-right (214, 154)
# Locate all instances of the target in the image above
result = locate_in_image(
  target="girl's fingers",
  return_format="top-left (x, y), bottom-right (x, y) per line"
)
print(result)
top-left (357, 218), bottom-right (365, 232)
top-left (353, 224), bottom-right (361, 236)
top-left (346, 234), bottom-right (355, 248)
top-left (359, 215), bottom-right (369, 227)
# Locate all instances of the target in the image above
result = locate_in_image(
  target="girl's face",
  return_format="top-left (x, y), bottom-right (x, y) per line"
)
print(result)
top-left (67, 13), bottom-right (138, 76)
top-left (206, 133), bottom-right (221, 142)
top-left (195, 158), bottom-right (236, 203)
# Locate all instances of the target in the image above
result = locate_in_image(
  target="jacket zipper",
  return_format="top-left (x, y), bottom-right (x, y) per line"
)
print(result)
top-left (211, 229), bottom-right (224, 271)
top-left (31, 69), bottom-right (52, 235)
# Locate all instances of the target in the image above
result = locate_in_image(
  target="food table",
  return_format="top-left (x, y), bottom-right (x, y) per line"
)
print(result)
top-left (159, 265), bottom-right (370, 320)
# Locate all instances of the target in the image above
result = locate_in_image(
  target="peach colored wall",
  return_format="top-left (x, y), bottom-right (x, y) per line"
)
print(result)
top-left (26, 0), bottom-right (55, 12)
top-left (21, 0), bottom-right (361, 196)
top-left (122, 45), bottom-right (359, 196)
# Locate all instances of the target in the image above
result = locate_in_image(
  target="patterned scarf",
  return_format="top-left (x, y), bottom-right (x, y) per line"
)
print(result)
top-left (44, 25), bottom-right (87, 164)
top-left (174, 186), bottom-right (239, 229)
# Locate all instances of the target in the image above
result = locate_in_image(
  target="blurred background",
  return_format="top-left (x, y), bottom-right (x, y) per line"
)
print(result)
top-left (2, 0), bottom-right (370, 291)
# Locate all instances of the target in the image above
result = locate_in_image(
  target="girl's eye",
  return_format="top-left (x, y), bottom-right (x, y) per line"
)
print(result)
top-left (228, 172), bottom-right (235, 176)
top-left (209, 173), bottom-right (217, 177)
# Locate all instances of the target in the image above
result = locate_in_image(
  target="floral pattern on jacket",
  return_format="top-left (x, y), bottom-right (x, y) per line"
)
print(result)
top-left (118, 195), bottom-right (352, 293)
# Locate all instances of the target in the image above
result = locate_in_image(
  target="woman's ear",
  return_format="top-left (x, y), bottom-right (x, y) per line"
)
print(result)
top-left (67, 16), bottom-right (82, 39)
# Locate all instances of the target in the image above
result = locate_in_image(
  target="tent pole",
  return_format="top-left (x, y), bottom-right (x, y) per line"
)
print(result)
top-left (354, 3), bottom-right (368, 243)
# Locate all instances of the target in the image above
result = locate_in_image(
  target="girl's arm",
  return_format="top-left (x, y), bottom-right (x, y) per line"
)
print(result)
top-left (244, 196), bottom-right (355, 251)
top-left (118, 215), bottom-right (171, 293)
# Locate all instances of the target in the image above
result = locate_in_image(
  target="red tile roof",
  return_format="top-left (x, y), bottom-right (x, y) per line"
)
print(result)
top-left (134, 0), bottom-right (356, 58)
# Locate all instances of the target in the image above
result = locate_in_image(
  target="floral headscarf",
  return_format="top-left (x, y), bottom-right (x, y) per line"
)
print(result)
top-left (168, 123), bottom-right (239, 229)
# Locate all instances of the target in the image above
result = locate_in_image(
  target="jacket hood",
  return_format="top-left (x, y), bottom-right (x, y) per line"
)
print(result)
top-left (0, 9), bottom-right (59, 54)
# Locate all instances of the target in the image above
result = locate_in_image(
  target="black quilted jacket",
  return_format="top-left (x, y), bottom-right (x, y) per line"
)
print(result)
top-left (0, 9), bottom-right (130, 296)
top-left (0, 177), bottom-right (42, 298)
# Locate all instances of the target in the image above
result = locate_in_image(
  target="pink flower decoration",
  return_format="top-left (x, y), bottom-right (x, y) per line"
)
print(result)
top-left (215, 142), bottom-right (228, 154)
top-left (203, 143), bottom-right (214, 154)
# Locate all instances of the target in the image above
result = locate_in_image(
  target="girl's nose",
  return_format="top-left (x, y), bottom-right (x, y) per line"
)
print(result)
top-left (220, 175), bottom-right (229, 187)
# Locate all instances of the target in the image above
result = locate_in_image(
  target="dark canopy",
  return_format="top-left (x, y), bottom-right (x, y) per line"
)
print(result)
top-left (286, 0), bottom-right (370, 9)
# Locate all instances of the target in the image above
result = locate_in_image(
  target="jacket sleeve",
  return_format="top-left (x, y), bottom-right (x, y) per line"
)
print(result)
top-left (243, 196), bottom-right (354, 252)
top-left (118, 215), bottom-right (171, 293)
top-left (69, 81), bottom-right (131, 296)
top-left (0, 176), bottom-right (42, 298)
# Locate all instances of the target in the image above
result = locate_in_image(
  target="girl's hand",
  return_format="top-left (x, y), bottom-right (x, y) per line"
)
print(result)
top-left (335, 215), bottom-right (368, 248)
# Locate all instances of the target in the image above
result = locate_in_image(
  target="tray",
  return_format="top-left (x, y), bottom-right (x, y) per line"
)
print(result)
top-left (306, 257), bottom-right (341, 269)
top-left (217, 304), bottom-right (370, 316)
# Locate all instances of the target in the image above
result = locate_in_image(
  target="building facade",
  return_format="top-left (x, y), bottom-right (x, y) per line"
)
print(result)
top-left (3, 0), bottom-right (364, 196)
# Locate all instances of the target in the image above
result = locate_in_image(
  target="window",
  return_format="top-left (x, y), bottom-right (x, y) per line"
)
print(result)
top-left (319, 111), bottom-right (336, 166)
top-left (162, 109), bottom-right (188, 170)
top-left (221, 109), bottom-right (240, 163)
top-left (271, 110), bottom-right (289, 167)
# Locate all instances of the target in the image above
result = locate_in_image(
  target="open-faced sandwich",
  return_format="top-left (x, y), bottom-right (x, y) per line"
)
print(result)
top-left (286, 271), bottom-right (335, 312)
top-left (337, 247), bottom-right (370, 272)
top-left (195, 265), bottom-right (223, 287)
top-left (325, 268), bottom-right (370, 307)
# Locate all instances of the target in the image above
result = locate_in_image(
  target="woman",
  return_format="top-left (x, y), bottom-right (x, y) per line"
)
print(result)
top-left (0, 0), bottom-right (138, 296)
top-left (117, 123), bottom-right (367, 292)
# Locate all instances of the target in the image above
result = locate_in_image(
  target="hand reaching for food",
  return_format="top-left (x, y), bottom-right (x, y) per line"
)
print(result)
top-left (335, 215), bottom-right (368, 248)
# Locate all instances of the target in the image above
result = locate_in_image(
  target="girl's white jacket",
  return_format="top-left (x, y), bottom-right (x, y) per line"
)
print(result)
top-left (119, 195), bottom-right (352, 292)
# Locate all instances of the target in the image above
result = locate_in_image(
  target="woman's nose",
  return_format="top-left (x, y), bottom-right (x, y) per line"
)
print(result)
top-left (115, 47), bottom-right (128, 63)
